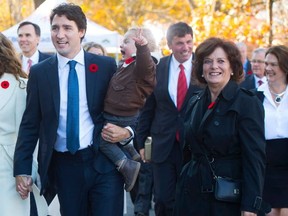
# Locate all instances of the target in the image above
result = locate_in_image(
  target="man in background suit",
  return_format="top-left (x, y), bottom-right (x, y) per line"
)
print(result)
top-left (17, 21), bottom-right (51, 74)
top-left (17, 20), bottom-right (51, 216)
top-left (240, 48), bottom-right (267, 90)
top-left (137, 22), bottom-right (201, 216)
top-left (236, 42), bottom-right (252, 76)
top-left (14, 3), bottom-right (131, 216)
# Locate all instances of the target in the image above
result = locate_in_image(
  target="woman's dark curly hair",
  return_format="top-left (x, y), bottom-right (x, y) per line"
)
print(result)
top-left (192, 37), bottom-right (244, 85)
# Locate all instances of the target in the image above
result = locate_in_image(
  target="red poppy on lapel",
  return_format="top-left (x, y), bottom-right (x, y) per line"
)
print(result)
top-left (124, 57), bottom-right (135, 65)
top-left (89, 64), bottom-right (98, 73)
top-left (1, 81), bottom-right (9, 89)
top-left (208, 101), bottom-right (216, 109)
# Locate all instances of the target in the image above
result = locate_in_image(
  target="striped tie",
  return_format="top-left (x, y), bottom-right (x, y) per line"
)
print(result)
top-left (27, 59), bottom-right (32, 74)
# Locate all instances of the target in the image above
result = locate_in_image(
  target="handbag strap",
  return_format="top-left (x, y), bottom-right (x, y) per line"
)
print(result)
top-left (204, 154), bottom-right (217, 178)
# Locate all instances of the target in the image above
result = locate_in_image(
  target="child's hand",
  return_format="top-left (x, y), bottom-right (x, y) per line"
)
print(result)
top-left (133, 28), bottom-right (148, 46)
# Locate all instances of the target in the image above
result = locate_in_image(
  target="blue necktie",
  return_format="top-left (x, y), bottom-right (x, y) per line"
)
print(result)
top-left (66, 60), bottom-right (80, 154)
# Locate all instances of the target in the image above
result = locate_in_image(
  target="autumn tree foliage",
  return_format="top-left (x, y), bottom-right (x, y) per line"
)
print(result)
top-left (83, 0), bottom-right (287, 51)
top-left (1, 0), bottom-right (288, 55)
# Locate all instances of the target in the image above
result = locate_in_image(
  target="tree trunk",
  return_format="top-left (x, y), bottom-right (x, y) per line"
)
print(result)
top-left (266, 0), bottom-right (273, 46)
top-left (34, 0), bottom-right (45, 8)
top-left (8, 0), bottom-right (23, 23)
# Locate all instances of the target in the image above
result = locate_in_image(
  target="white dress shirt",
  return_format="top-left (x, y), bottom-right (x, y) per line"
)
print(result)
top-left (258, 83), bottom-right (288, 140)
top-left (21, 51), bottom-right (40, 72)
top-left (254, 76), bottom-right (267, 88)
top-left (168, 55), bottom-right (192, 107)
top-left (54, 49), bottom-right (94, 152)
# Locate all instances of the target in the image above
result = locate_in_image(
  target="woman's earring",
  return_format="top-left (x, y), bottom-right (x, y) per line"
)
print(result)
top-left (231, 72), bottom-right (234, 75)
top-left (201, 74), bottom-right (204, 77)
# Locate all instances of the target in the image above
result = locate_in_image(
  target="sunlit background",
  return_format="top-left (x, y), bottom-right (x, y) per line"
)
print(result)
top-left (1, 0), bottom-right (288, 58)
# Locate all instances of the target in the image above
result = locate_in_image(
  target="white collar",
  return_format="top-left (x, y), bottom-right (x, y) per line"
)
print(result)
top-left (57, 49), bottom-right (85, 69)
top-left (171, 54), bottom-right (193, 69)
top-left (22, 50), bottom-right (40, 64)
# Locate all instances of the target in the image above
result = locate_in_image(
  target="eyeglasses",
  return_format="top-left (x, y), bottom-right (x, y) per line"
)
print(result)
top-left (251, 59), bottom-right (265, 64)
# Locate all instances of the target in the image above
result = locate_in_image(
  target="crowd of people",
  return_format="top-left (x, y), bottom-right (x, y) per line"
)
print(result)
top-left (0, 2), bottom-right (288, 216)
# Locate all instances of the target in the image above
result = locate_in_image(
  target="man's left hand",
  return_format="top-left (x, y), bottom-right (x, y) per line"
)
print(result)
top-left (101, 123), bottom-right (131, 143)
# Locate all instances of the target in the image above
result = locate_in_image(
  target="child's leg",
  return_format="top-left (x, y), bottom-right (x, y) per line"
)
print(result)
top-left (99, 137), bottom-right (140, 192)
top-left (118, 158), bottom-right (141, 192)
top-left (123, 140), bottom-right (141, 161)
top-left (99, 136), bottom-right (127, 167)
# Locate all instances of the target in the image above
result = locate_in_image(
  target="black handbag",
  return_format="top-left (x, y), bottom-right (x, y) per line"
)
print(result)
top-left (214, 176), bottom-right (241, 203)
top-left (204, 155), bottom-right (242, 203)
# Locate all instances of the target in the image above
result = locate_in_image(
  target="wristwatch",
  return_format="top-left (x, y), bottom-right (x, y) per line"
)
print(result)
top-left (120, 126), bottom-right (134, 146)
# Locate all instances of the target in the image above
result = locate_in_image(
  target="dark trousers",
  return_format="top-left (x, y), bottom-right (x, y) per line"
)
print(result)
top-left (52, 147), bottom-right (124, 216)
top-left (134, 162), bottom-right (153, 215)
top-left (30, 193), bottom-right (38, 216)
top-left (152, 142), bottom-right (182, 216)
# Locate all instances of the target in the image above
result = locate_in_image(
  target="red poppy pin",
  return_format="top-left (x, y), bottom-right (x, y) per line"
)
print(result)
top-left (208, 101), bottom-right (216, 109)
top-left (89, 64), bottom-right (98, 73)
top-left (124, 57), bottom-right (135, 65)
top-left (1, 81), bottom-right (9, 89)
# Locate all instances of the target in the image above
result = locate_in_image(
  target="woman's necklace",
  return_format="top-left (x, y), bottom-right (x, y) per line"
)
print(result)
top-left (269, 87), bottom-right (286, 104)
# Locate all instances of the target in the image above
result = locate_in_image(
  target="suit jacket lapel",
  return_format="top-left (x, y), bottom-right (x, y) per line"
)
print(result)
top-left (199, 105), bottom-right (215, 132)
top-left (197, 81), bottom-right (238, 134)
top-left (162, 55), bottom-right (176, 108)
top-left (84, 53), bottom-right (95, 111)
top-left (46, 56), bottom-right (60, 117)
top-left (197, 90), bottom-right (218, 136)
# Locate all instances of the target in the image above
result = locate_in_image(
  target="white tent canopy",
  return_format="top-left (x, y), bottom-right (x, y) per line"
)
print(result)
top-left (2, 0), bottom-right (122, 53)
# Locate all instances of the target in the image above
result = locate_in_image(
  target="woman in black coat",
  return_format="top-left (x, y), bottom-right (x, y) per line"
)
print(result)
top-left (174, 37), bottom-right (267, 216)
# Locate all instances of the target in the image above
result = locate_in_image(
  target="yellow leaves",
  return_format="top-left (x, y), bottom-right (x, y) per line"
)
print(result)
top-left (162, 48), bottom-right (172, 56)
top-left (1, 0), bottom-right (288, 52)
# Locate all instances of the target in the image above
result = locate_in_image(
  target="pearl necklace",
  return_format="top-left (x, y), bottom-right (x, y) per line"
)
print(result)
top-left (269, 88), bottom-right (286, 104)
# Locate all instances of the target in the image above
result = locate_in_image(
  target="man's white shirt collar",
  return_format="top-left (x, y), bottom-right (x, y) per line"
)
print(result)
top-left (22, 50), bottom-right (40, 64)
top-left (57, 49), bottom-right (85, 69)
top-left (171, 55), bottom-right (193, 70)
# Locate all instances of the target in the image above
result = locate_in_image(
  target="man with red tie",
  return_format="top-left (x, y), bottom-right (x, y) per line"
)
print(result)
top-left (136, 22), bottom-right (201, 216)
top-left (240, 48), bottom-right (267, 90)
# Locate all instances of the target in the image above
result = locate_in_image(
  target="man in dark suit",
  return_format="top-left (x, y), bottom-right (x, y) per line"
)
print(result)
top-left (240, 48), bottom-right (267, 90)
top-left (14, 3), bottom-right (130, 216)
top-left (17, 21), bottom-right (51, 74)
top-left (136, 22), bottom-right (201, 216)
top-left (17, 20), bottom-right (51, 216)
